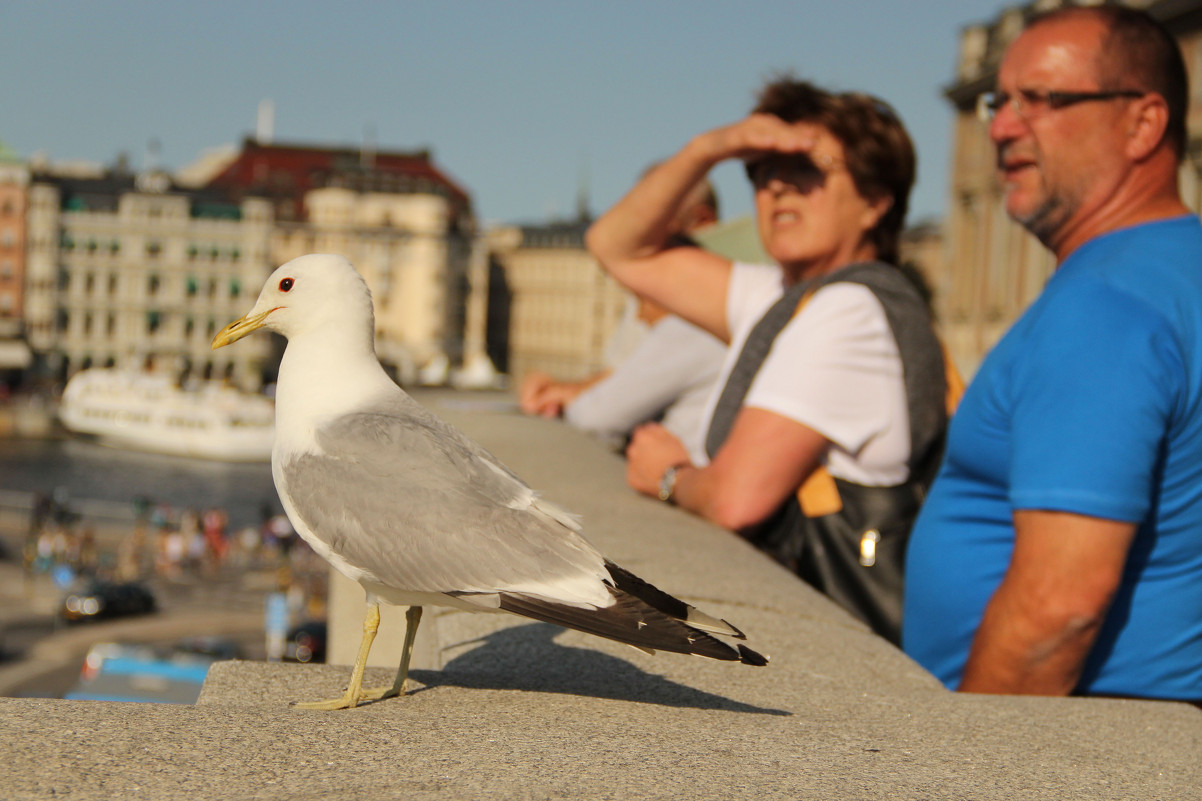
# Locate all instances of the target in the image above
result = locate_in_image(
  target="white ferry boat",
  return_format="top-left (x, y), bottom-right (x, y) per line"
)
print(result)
top-left (58, 369), bottom-right (275, 462)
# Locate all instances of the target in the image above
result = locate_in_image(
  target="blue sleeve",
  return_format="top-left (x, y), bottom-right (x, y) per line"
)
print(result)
top-left (1009, 281), bottom-right (1182, 522)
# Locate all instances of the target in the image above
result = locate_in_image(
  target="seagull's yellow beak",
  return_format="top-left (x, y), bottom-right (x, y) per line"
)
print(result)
top-left (211, 308), bottom-right (275, 350)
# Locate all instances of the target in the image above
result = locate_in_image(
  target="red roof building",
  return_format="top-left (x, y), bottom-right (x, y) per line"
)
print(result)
top-left (205, 138), bottom-right (473, 225)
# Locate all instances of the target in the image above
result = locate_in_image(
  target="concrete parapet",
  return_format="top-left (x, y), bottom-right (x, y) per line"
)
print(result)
top-left (1, 389), bottom-right (1199, 800)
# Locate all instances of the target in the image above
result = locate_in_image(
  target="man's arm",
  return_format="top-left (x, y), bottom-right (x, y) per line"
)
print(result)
top-left (626, 407), bottom-right (828, 532)
top-left (959, 510), bottom-right (1136, 695)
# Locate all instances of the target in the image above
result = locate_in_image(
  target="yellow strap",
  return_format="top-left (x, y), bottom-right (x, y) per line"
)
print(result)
top-left (798, 466), bottom-right (843, 516)
top-left (942, 342), bottom-right (965, 414)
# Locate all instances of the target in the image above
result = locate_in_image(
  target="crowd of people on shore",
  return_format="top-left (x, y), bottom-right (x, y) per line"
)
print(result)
top-left (18, 490), bottom-right (327, 614)
top-left (519, 6), bottom-right (1202, 704)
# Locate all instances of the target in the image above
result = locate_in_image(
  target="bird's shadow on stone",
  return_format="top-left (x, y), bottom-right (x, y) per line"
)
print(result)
top-left (408, 622), bottom-right (790, 716)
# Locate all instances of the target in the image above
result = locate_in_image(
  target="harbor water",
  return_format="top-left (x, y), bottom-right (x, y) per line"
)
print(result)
top-left (0, 436), bottom-right (282, 531)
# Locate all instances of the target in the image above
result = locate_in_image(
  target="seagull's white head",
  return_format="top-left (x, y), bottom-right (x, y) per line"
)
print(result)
top-left (212, 254), bottom-right (375, 350)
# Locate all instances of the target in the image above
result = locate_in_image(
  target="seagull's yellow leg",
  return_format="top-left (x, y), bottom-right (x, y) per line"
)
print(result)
top-left (363, 605), bottom-right (423, 701)
top-left (295, 601), bottom-right (380, 711)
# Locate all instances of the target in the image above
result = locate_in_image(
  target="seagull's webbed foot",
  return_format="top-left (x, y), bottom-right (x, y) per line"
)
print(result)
top-left (292, 604), bottom-right (424, 710)
top-left (361, 605), bottom-right (423, 702)
top-left (294, 689), bottom-right (365, 711)
top-left (293, 601), bottom-right (381, 711)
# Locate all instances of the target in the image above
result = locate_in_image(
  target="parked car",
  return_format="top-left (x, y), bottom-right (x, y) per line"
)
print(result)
top-left (64, 641), bottom-right (216, 704)
top-left (285, 620), bottom-right (327, 664)
top-left (173, 636), bottom-right (243, 661)
top-left (60, 580), bottom-right (157, 624)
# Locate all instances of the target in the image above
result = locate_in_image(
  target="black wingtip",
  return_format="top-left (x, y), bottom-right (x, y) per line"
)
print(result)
top-left (495, 561), bottom-right (768, 666)
top-left (738, 644), bottom-right (769, 667)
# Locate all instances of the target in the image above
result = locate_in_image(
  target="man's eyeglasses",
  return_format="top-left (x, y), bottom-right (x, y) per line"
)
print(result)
top-left (744, 153), bottom-right (844, 190)
top-left (976, 88), bottom-right (1145, 123)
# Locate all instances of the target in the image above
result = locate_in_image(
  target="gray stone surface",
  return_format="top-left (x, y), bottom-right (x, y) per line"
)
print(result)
top-left (2, 389), bottom-right (1200, 800)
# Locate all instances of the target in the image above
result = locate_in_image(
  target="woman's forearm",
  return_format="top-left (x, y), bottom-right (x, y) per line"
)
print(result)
top-left (586, 136), bottom-right (722, 278)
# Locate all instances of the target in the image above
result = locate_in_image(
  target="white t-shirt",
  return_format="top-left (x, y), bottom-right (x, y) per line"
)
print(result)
top-left (567, 315), bottom-right (726, 450)
top-left (690, 262), bottom-right (911, 486)
top-left (602, 295), bottom-right (650, 368)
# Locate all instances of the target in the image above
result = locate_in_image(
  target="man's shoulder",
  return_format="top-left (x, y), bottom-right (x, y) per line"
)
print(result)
top-left (1048, 217), bottom-right (1202, 313)
top-left (1072, 216), bottom-right (1202, 281)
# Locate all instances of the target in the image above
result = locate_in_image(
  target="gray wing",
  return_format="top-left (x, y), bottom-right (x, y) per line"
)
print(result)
top-left (280, 395), bottom-right (609, 602)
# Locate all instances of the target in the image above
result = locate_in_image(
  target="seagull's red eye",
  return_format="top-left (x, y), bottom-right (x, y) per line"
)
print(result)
top-left (279, 277), bottom-right (294, 292)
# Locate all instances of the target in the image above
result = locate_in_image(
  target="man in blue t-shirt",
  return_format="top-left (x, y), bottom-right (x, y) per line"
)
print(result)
top-left (904, 6), bottom-right (1202, 701)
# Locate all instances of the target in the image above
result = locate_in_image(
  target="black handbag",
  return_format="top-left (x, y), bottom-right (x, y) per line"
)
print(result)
top-left (705, 262), bottom-right (957, 645)
top-left (751, 474), bottom-right (925, 645)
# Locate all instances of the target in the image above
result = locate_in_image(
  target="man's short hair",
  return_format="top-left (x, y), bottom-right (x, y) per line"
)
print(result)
top-left (1029, 5), bottom-right (1188, 160)
top-left (752, 75), bottom-right (915, 265)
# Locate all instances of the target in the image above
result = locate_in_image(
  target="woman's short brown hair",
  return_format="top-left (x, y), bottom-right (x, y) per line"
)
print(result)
top-left (753, 75), bottom-right (916, 265)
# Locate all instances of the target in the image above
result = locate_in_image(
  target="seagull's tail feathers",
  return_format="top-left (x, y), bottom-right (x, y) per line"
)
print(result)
top-left (496, 561), bottom-right (768, 667)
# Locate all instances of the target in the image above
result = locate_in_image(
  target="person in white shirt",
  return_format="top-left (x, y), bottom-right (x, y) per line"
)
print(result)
top-left (587, 76), bottom-right (947, 643)
top-left (519, 178), bottom-right (725, 449)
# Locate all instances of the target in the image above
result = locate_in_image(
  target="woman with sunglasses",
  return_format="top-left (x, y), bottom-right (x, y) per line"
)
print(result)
top-left (587, 76), bottom-right (949, 643)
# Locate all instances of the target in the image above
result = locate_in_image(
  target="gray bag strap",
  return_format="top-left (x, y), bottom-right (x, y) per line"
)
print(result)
top-left (704, 261), bottom-right (947, 476)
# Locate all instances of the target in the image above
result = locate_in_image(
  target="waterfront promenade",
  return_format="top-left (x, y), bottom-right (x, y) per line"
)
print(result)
top-left (1, 389), bottom-right (1200, 800)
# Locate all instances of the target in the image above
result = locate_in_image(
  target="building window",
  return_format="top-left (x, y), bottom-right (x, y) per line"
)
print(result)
top-left (56, 308), bottom-right (69, 333)
top-left (110, 240), bottom-right (120, 255)
top-left (107, 314), bottom-right (116, 336)
top-left (148, 274), bottom-right (161, 295)
top-left (147, 241), bottom-right (162, 258)
top-left (147, 310), bottom-right (162, 334)
top-left (186, 276), bottom-right (199, 296)
top-left (230, 279), bottom-right (241, 298)
top-left (185, 317), bottom-right (195, 338)
top-left (108, 274), bottom-right (118, 295)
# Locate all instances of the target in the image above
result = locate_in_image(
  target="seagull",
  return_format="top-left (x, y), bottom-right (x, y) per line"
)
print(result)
top-left (212, 254), bottom-right (767, 710)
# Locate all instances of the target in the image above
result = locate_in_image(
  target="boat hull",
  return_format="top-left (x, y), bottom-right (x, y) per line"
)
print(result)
top-left (58, 369), bottom-right (275, 463)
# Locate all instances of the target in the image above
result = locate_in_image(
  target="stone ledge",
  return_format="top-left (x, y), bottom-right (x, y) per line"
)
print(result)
top-left (2, 656), bottom-right (1198, 800)
top-left (2, 390), bottom-right (1199, 800)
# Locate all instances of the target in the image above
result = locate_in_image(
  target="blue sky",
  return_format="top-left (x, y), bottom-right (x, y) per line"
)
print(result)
top-left (1, 1), bottom-right (1009, 227)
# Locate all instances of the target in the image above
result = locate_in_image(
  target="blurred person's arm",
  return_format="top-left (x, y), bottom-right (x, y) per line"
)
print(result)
top-left (518, 371), bottom-right (608, 418)
top-left (566, 317), bottom-right (723, 446)
top-left (626, 408), bottom-right (828, 533)
top-left (959, 510), bottom-right (1135, 695)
